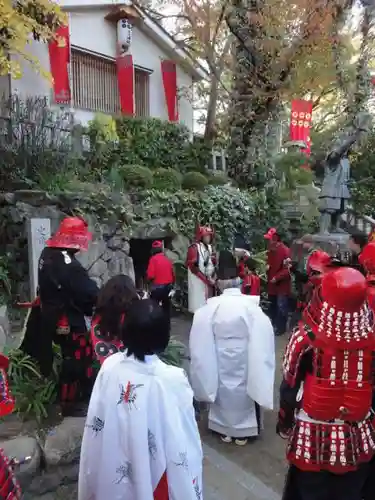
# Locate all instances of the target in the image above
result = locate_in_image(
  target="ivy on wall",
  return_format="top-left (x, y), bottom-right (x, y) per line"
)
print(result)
top-left (73, 184), bottom-right (289, 250)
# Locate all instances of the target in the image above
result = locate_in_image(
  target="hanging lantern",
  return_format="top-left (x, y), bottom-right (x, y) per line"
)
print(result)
top-left (117, 18), bottom-right (132, 55)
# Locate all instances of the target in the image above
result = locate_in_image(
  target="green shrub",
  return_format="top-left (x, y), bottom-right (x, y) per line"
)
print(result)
top-left (114, 117), bottom-right (210, 174)
top-left (120, 165), bottom-right (153, 189)
top-left (207, 172), bottom-right (229, 185)
top-left (182, 171), bottom-right (208, 191)
top-left (152, 168), bottom-right (182, 190)
top-left (135, 184), bottom-right (292, 250)
top-left (159, 338), bottom-right (186, 367)
top-left (6, 346), bottom-right (61, 422)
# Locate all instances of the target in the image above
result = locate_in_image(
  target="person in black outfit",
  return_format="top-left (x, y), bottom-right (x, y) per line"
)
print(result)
top-left (21, 217), bottom-right (98, 415)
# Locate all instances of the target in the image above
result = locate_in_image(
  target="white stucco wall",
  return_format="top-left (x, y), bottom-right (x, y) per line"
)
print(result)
top-left (8, 7), bottom-right (195, 132)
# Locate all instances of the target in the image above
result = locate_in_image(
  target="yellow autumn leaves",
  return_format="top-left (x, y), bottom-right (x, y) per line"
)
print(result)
top-left (0, 0), bottom-right (66, 77)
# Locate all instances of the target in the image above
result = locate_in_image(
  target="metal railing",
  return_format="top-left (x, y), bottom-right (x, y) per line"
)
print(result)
top-left (341, 206), bottom-right (375, 236)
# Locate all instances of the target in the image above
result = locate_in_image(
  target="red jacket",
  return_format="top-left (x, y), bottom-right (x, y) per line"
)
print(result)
top-left (147, 253), bottom-right (175, 285)
top-left (238, 261), bottom-right (246, 279)
top-left (267, 243), bottom-right (291, 295)
top-left (241, 274), bottom-right (261, 295)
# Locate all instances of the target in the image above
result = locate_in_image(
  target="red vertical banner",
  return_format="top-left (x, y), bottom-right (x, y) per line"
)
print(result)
top-left (48, 25), bottom-right (71, 104)
top-left (161, 60), bottom-right (179, 121)
top-left (116, 54), bottom-right (134, 115)
top-left (290, 99), bottom-right (313, 156)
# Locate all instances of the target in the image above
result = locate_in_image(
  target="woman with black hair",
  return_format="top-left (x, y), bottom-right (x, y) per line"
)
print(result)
top-left (79, 299), bottom-right (203, 500)
top-left (216, 250), bottom-right (241, 293)
top-left (90, 274), bottom-right (139, 367)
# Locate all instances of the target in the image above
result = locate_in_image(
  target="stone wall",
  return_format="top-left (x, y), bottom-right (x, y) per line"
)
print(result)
top-left (0, 415), bottom-right (85, 500)
top-left (0, 190), bottom-right (189, 301)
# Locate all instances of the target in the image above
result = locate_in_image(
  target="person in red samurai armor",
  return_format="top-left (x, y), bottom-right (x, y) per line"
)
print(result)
top-left (264, 227), bottom-right (291, 335)
top-left (289, 249), bottom-right (333, 332)
top-left (20, 217), bottom-right (99, 415)
top-left (186, 225), bottom-right (216, 313)
top-left (357, 241), bottom-right (375, 500)
top-left (359, 242), bottom-right (375, 313)
top-left (303, 250), bottom-right (333, 304)
top-left (277, 267), bottom-right (375, 500)
top-left (0, 353), bottom-right (22, 498)
top-left (241, 257), bottom-right (261, 296)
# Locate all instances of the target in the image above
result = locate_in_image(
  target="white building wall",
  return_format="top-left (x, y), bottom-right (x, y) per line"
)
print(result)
top-left (7, 8), bottom-right (195, 132)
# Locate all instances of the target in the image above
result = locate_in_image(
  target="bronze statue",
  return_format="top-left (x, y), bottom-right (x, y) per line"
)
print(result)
top-left (319, 112), bottom-right (372, 234)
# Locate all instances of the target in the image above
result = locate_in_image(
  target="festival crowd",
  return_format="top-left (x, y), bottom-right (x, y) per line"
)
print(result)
top-left (0, 216), bottom-right (374, 499)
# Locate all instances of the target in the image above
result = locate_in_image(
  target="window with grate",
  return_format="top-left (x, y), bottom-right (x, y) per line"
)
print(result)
top-left (134, 69), bottom-right (150, 118)
top-left (71, 49), bottom-right (120, 114)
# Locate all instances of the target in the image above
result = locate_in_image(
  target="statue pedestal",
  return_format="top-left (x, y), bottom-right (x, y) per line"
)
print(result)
top-left (291, 232), bottom-right (352, 265)
top-left (310, 232), bottom-right (350, 252)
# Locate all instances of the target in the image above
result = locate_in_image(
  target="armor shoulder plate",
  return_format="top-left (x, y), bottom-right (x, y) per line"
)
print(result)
top-left (283, 324), bottom-right (311, 387)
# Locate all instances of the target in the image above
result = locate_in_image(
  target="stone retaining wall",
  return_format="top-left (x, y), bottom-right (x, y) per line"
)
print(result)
top-left (0, 190), bottom-right (189, 302)
top-left (0, 416), bottom-right (84, 499)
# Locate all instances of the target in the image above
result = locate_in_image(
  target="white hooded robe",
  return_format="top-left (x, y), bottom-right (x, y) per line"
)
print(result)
top-left (78, 352), bottom-right (203, 500)
top-left (189, 289), bottom-right (275, 438)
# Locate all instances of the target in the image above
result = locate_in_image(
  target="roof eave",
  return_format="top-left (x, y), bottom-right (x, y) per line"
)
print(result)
top-left (60, 0), bottom-right (208, 81)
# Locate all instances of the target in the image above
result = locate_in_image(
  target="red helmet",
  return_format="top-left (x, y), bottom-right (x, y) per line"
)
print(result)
top-left (46, 217), bottom-right (92, 252)
top-left (359, 242), bottom-right (375, 274)
top-left (264, 227), bottom-right (279, 240)
top-left (0, 354), bottom-right (15, 418)
top-left (304, 267), bottom-right (373, 348)
top-left (321, 267), bottom-right (367, 312)
top-left (306, 250), bottom-right (331, 275)
top-left (196, 225), bottom-right (214, 241)
top-left (367, 280), bottom-right (375, 312)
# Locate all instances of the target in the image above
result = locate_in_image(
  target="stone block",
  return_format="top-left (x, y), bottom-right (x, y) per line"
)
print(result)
top-left (0, 305), bottom-right (9, 351)
top-left (165, 249), bottom-right (180, 263)
top-left (108, 255), bottom-right (135, 281)
top-left (101, 249), bottom-right (114, 262)
top-left (107, 235), bottom-right (125, 251)
top-left (77, 240), bottom-right (106, 269)
top-left (0, 436), bottom-right (41, 489)
top-left (44, 417), bottom-right (86, 468)
top-left (13, 190), bottom-right (50, 206)
top-left (89, 258), bottom-right (108, 278)
top-left (121, 240), bottom-right (130, 255)
top-left (27, 463), bottom-right (79, 496)
top-left (0, 414), bottom-right (26, 440)
top-left (171, 234), bottom-right (189, 259)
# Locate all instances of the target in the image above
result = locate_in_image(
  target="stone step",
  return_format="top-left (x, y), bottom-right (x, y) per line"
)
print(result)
top-left (203, 444), bottom-right (280, 500)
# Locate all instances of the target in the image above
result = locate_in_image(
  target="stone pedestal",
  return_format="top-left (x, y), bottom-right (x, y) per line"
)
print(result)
top-left (291, 232), bottom-right (352, 265)
top-left (310, 232), bottom-right (351, 262)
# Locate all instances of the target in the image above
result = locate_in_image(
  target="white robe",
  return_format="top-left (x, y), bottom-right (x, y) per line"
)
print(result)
top-left (188, 242), bottom-right (215, 313)
top-left (78, 352), bottom-right (203, 500)
top-left (189, 288), bottom-right (275, 438)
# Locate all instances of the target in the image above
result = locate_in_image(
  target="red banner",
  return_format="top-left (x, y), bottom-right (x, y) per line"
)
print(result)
top-left (116, 54), bottom-right (134, 115)
top-left (48, 25), bottom-right (71, 104)
top-left (290, 99), bottom-right (313, 155)
top-left (161, 60), bottom-right (179, 121)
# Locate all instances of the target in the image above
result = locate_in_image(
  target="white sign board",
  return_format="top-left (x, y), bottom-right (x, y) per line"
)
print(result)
top-left (27, 218), bottom-right (51, 299)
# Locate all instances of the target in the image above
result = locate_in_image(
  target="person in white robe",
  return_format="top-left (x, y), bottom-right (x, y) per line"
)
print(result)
top-left (186, 225), bottom-right (216, 313)
top-left (79, 299), bottom-right (203, 500)
top-left (189, 262), bottom-right (275, 446)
